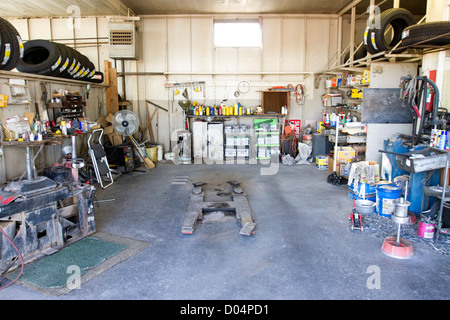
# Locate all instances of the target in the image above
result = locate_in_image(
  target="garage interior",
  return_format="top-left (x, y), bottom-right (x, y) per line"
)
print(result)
top-left (0, 0), bottom-right (449, 302)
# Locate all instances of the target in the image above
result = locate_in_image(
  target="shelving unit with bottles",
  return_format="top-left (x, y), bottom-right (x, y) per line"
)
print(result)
top-left (253, 118), bottom-right (280, 160)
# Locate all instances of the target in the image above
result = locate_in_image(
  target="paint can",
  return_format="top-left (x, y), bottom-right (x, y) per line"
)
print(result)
top-left (376, 185), bottom-right (402, 217)
top-left (418, 221), bottom-right (435, 239)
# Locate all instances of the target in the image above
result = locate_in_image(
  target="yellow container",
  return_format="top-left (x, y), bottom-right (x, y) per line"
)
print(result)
top-left (4, 130), bottom-right (15, 140)
top-left (145, 147), bottom-right (158, 163)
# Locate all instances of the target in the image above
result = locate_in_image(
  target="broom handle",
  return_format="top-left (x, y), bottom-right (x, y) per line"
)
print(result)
top-left (129, 136), bottom-right (151, 168)
top-left (334, 124), bottom-right (339, 172)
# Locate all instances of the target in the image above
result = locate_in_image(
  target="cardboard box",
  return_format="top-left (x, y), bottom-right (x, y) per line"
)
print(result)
top-left (236, 148), bottom-right (249, 157)
top-left (336, 147), bottom-right (355, 161)
top-left (226, 136), bottom-right (236, 146)
top-left (328, 157), bottom-right (354, 175)
top-left (103, 125), bottom-right (114, 135)
top-left (96, 116), bottom-right (110, 128)
top-left (316, 155), bottom-right (328, 167)
top-left (108, 133), bottom-right (123, 146)
top-left (105, 113), bottom-right (114, 124)
top-left (225, 148), bottom-right (236, 157)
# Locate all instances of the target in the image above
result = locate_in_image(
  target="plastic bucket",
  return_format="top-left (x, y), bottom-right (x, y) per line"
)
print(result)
top-left (157, 145), bottom-right (163, 161)
top-left (145, 147), bottom-right (158, 162)
top-left (349, 183), bottom-right (376, 201)
top-left (376, 185), bottom-right (402, 217)
top-left (418, 221), bottom-right (435, 239)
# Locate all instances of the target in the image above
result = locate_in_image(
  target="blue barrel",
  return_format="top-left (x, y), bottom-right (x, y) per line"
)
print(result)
top-left (376, 185), bottom-right (402, 217)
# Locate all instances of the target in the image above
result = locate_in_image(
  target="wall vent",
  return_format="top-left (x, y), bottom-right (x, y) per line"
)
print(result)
top-left (108, 22), bottom-right (138, 59)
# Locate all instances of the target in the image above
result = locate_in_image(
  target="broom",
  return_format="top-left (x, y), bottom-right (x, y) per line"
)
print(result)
top-left (128, 135), bottom-right (155, 169)
top-left (327, 122), bottom-right (342, 185)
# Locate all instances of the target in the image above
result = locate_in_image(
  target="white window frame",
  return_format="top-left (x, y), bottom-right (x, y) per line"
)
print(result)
top-left (213, 19), bottom-right (262, 48)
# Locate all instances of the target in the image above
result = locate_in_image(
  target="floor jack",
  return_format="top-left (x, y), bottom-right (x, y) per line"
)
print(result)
top-left (348, 199), bottom-right (364, 231)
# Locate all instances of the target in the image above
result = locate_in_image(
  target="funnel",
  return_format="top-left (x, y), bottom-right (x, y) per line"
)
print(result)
top-left (178, 100), bottom-right (191, 111)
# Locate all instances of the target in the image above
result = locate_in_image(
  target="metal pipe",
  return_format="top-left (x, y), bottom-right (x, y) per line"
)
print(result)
top-left (71, 135), bottom-right (77, 161)
top-left (25, 146), bottom-right (33, 181)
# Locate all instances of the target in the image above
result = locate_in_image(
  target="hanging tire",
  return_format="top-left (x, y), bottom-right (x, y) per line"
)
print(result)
top-left (0, 17), bottom-right (23, 71)
top-left (364, 8), bottom-right (415, 54)
top-left (16, 40), bottom-right (63, 75)
top-left (401, 21), bottom-right (450, 47)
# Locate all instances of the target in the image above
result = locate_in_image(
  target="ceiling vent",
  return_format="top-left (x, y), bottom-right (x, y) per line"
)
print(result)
top-left (108, 22), bottom-right (139, 59)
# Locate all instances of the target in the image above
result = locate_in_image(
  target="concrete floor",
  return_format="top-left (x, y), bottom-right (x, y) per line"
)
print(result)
top-left (0, 161), bottom-right (449, 300)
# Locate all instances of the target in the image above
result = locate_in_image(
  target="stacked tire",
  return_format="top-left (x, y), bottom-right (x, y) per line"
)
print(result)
top-left (0, 17), bottom-right (24, 71)
top-left (401, 21), bottom-right (450, 47)
top-left (364, 8), bottom-right (415, 55)
top-left (16, 39), bottom-right (103, 83)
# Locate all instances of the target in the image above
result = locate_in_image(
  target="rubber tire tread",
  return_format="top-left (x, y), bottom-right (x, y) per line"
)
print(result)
top-left (0, 18), bottom-right (21, 71)
top-left (89, 71), bottom-right (104, 83)
top-left (17, 40), bottom-right (62, 75)
top-left (372, 8), bottom-right (415, 52)
top-left (51, 43), bottom-right (71, 78)
top-left (401, 21), bottom-right (450, 46)
top-left (0, 27), bottom-right (6, 68)
top-left (363, 25), bottom-right (379, 55)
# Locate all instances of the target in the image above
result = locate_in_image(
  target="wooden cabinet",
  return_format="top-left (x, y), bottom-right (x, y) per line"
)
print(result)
top-left (261, 91), bottom-right (289, 114)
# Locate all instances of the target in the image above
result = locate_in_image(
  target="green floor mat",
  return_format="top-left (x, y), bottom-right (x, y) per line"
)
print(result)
top-left (7, 232), bottom-right (150, 296)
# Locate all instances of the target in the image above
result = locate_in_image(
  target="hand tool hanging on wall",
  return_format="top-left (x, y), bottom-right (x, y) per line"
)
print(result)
top-left (399, 75), bottom-right (443, 146)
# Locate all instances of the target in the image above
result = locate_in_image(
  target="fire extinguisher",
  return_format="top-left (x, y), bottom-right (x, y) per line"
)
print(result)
top-left (426, 86), bottom-right (435, 113)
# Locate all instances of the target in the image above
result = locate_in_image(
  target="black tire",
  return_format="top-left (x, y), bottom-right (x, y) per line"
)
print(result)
top-left (363, 25), bottom-right (379, 55)
top-left (0, 30), bottom-right (6, 68)
top-left (401, 21), bottom-right (450, 46)
top-left (0, 17), bottom-right (23, 71)
top-left (371, 8), bottom-right (415, 52)
top-left (73, 52), bottom-right (90, 80)
top-left (85, 61), bottom-right (96, 79)
top-left (88, 71), bottom-right (103, 83)
top-left (67, 47), bottom-right (83, 78)
top-left (16, 40), bottom-right (63, 75)
top-left (345, 45), bottom-right (367, 62)
top-left (52, 43), bottom-right (72, 78)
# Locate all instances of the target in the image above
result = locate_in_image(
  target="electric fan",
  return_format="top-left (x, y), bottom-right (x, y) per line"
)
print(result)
top-left (112, 110), bottom-right (155, 169)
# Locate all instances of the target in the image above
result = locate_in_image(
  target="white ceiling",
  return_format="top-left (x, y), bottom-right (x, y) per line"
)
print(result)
top-left (0, 0), bottom-right (427, 17)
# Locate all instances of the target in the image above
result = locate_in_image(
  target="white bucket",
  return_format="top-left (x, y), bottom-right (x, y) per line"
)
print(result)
top-left (157, 145), bottom-right (163, 161)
